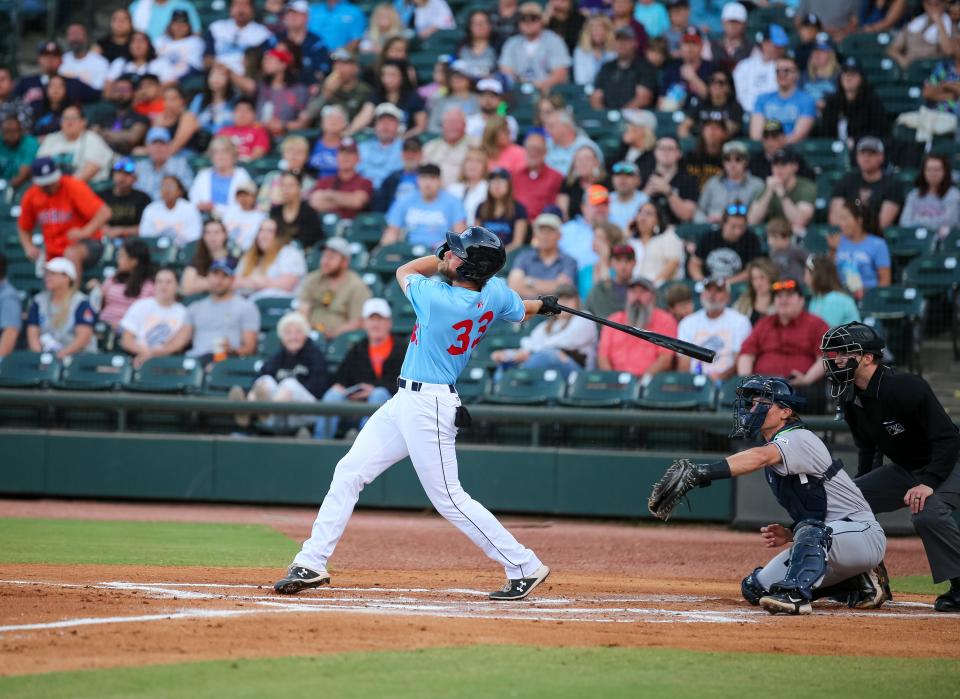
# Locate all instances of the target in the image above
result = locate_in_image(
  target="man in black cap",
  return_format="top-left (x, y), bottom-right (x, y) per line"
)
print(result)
top-left (820, 322), bottom-right (960, 612)
top-left (747, 148), bottom-right (816, 231)
top-left (748, 119), bottom-right (817, 180)
top-left (14, 41), bottom-right (99, 108)
top-left (829, 136), bottom-right (903, 229)
top-left (590, 25), bottom-right (657, 110)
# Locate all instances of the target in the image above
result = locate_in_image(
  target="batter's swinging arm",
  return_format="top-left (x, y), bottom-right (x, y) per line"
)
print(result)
top-left (553, 303), bottom-right (717, 364)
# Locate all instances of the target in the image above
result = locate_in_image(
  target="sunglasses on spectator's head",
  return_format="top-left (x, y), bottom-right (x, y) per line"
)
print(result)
top-left (726, 203), bottom-right (748, 216)
top-left (612, 163), bottom-right (637, 175)
top-left (772, 279), bottom-right (800, 293)
top-left (112, 160), bottom-right (136, 174)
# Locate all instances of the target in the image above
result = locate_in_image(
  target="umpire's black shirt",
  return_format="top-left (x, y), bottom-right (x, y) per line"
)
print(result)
top-left (845, 365), bottom-right (960, 487)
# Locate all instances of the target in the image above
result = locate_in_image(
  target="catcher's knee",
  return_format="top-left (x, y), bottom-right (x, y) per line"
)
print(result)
top-left (741, 567), bottom-right (766, 606)
top-left (771, 519), bottom-right (832, 600)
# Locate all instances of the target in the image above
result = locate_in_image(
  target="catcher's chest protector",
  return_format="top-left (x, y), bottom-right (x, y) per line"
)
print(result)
top-left (765, 459), bottom-right (844, 524)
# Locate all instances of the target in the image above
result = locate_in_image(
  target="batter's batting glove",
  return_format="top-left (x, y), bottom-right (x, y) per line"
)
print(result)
top-left (537, 295), bottom-right (561, 316)
top-left (435, 242), bottom-right (450, 261)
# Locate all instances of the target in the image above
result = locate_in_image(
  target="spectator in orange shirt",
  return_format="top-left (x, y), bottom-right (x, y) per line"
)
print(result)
top-left (17, 158), bottom-right (113, 278)
top-left (596, 275), bottom-right (677, 378)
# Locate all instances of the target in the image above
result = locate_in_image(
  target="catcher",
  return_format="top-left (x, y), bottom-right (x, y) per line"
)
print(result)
top-left (648, 375), bottom-right (887, 615)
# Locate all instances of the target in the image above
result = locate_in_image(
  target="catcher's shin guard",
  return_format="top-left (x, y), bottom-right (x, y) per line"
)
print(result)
top-left (769, 519), bottom-right (832, 602)
top-left (741, 567), bottom-right (766, 605)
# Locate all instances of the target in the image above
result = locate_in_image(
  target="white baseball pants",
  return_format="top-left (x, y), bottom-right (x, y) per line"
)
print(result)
top-left (293, 379), bottom-right (544, 579)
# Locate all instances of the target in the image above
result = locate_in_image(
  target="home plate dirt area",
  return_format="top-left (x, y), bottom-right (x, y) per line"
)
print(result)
top-left (0, 501), bottom-right (958, 676)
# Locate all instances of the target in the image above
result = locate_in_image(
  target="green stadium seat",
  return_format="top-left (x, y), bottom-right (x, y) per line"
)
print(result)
top-left (0, 350), bottom-right (60, 388)
top-left (939, 227), bottom-right (960, 252)
top-left (138, 235), bottom-right (178, 266)
top-left (348, 212), bottom-right (388, 248)
top-left (55, 353), bottom-right (131, 391)
top-left (455, 363), bottom-right (489, 404)
top-left (674, 222), bottom-right (713, 244)
top-left (559, 370), bottom-right (639, 408)
top-left (861, 286), bottom-right (924, 371)
top-left (6, 259), bottom-right (42, 299)
top-left (874, 84), bottom-right (922, 117)
top-left (485, 367), bottom-right (566, 405)
top-left (127, 356), bottom-right (205, 394)
top-left (904, 58), bottom-right (941, 85)
top-left (368, 242), bottom-right (430, 276)
top-left (204, 357), bottom-right (263, 394)
top-left (839, 31), bottom-right (893, 58)
top-left (255, 297), bottom-right (298, 334)
top-left (803, 224), bottom-right (835, 255)
top-left (325, 329), bottom-right (366, 372)
top-left (902, 252), bottom-right (960, 296)
top-left (883, 225), bottom-right (937, 277)
top-left (635, 372), bottom-right (716, 411)
top-left (795, 139), bottom-right (848, 175)
top-left (416, 28), bottom-right (465, 54)
top-left (360, 271), bottom-right (385, 298)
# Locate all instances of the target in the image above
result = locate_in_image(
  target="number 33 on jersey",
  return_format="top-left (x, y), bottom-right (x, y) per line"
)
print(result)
top-left (401, 274), bottom-right (526, 386)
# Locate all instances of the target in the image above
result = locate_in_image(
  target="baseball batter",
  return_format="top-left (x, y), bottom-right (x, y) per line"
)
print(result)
top-left (649, 376), bottom-right (887, 615)
top-left (274, 227), bottom-right (555, 600)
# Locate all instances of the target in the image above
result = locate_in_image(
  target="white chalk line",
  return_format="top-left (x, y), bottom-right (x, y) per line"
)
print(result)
top-left (0, 579), bottom-right (954, 635)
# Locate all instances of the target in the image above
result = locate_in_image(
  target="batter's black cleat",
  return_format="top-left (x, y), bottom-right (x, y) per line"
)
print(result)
top-left (273, 565), bottom-right (330, 594)
top-left (760, 591), bottom-right (812, 615)
top-left (489, 564), bottom-right (550, 601)
top-left (934, 581), bottom-right (960, 613)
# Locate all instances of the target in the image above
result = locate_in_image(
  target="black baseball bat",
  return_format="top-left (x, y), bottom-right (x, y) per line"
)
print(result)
top-left (554, 304), bottom-right (717, 363)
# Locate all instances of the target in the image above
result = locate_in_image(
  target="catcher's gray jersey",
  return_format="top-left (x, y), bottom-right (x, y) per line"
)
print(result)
top-left (769, 427), bottom-right (876, 523)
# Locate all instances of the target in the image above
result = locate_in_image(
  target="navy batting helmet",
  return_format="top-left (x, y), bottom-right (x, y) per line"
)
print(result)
top-left (820, 322), bottom-right (885, 398)
top-left (440, 226), bottom-right (506, 283)
top-left (730, 375), bottom-right (806, 439)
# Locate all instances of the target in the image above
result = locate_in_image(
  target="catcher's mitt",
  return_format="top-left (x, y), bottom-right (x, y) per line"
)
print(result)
top-left (647, 459), bottom-right (711, 521)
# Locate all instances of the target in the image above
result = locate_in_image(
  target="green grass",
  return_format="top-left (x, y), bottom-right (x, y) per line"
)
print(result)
top-left (0, 518), bottom-right (298, 567)
top-left (891, 575), bottom-right (951, 597)
top-left (0, 646), bottom-right (957, 699)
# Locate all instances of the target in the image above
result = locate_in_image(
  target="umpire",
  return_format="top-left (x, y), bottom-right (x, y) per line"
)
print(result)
top-left (820, 322), bottom-right (960, 612)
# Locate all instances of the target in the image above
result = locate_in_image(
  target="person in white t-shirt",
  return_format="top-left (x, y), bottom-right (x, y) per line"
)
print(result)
top-left (37, 105), bottom-right (116, 183)
top-left (233, 218), bottom-right (307, 301)
top-left (119, 266), bottom-right (188, 367)
top-left (61, 23), bottom-right (111, 91)
top-left (221, 179), bottom-right (267, 250)
top-left (140, 174), bottom-right (203, 246)
top-left (154, 10), bottom-right (205, 83)
top-left (204, 0), bottom-right (273, 75)
top-left (676, 275), bottom-right (752, 380)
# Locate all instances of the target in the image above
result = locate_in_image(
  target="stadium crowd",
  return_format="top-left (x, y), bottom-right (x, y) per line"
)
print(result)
top-left (1, 0), bottom-right (959, 434)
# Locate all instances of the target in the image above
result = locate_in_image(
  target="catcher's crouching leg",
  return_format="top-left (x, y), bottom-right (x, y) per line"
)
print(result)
top-left (741, 567), bottom-right (766, 605)
top-left (760, 519), bottom-right (831, 615)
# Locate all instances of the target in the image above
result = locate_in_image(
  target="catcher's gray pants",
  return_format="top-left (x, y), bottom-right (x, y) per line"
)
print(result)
top-left (755, 519), bottom-right (886, 593)
top-left (855, 464), bottom-right (960, 583)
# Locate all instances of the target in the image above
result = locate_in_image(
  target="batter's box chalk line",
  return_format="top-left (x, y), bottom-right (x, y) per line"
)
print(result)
top-left (0, 579), bottom-right (950, 634)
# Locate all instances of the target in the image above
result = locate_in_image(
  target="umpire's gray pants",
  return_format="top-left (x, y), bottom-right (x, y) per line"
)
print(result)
top-left (756, 519), bottom-right (887, 593)
top-left (855, 464), bottom-right (960, 583)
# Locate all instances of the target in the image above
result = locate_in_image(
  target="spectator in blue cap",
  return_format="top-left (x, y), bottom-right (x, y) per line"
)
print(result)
top-left (101, 157), bottom-right (152, 239)
top-left (134, 125), bottom-right (194, 200)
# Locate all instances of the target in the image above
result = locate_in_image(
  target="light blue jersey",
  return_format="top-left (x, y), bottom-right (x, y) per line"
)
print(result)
top-left (401, 274), bottom-right (525, 385)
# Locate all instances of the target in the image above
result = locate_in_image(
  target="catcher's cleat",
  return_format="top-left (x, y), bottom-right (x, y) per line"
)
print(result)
top-left (760, 591), bottom-right (812, 616)
top-left (489, 564), bottom-right (550, 601)
top-left (848, 562), bottom-right (891, 609)
top-left (273, 565), bottom-right (330, 594)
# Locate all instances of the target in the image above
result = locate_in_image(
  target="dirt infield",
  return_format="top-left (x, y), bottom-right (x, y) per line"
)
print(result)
top-left (0, 499), bottom-right (957, 677)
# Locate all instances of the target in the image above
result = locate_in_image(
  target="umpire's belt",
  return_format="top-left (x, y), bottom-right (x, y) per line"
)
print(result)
top-left (397, 377), bottom-right (457, 395)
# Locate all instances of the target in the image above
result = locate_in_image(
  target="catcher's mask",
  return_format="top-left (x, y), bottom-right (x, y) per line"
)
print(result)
top-left (730, 375), bottom-right (806, 439)
top-left (819, 322), bottom-right (885, 400)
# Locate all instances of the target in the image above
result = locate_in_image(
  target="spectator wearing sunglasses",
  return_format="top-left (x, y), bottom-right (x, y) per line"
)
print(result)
top-left (737, 277), bottom-right (829, 413)
top-left (747, 148), bottom-right (815, 233)
top-left (608, 161), bottom-right (649, 230)
top-left (696, 140), bottom-right (762, 223)
top-left (678, 68), bottom-right (743, 139)
top-left (676, 275), bottom-right (751, 381)
top-left (687, 201), bottom-right (761, 283)
top-left (749, 56), bottom-right (817, 145)
top-left (100, 158), bottom-right (152, 239)
top-left (641, 136), bottom-right (698, 225)
top-left (498, 2), bottom-right (572, 94)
